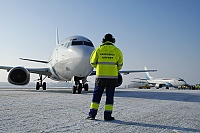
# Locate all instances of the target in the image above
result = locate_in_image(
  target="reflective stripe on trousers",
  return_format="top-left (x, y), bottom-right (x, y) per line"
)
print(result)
top-left (89, 86), bottom-right (115, 118)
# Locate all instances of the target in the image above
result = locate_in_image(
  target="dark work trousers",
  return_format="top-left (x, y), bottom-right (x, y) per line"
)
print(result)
top-left (89, 86), bottom-right (115, 118)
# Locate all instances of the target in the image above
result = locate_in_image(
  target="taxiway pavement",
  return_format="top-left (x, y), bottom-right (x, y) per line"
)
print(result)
top-left (0, 88), bottom-right (200, 133)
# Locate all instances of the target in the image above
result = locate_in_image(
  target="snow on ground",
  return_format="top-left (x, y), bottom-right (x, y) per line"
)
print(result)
top-left (0, 88), bottom-right (200, 133)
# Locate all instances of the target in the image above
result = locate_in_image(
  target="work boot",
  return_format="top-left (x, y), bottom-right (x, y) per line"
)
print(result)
top-left (104, 116), bottom-right (115, 121)
top-left (86, 116), bottom-right (95, 120)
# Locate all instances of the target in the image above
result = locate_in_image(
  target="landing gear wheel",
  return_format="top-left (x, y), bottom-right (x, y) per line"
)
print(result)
top-left (36, 82), bottom-right (40, 90)
top-left (77, 83), bottom-right (82, 94)
top-left (72, 86), bottom-right (76, 94)
top-left (43, 82), bottom-right (46, 90)
top-left (83, 84), bottom-right (89, 91)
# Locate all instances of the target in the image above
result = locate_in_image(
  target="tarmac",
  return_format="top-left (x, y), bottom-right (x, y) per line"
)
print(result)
top-left (0, 88), bottom-right (200, 133)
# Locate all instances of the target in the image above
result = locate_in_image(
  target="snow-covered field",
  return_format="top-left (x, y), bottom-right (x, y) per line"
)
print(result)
top-left (0, 88), bottom-right (200, 133)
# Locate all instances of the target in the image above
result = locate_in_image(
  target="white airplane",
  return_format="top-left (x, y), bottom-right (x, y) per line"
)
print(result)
top-left (128, 80), bottom-right (154, 89)
top-left (0, 30), bottom-right (157, 94)
top-left (142, 66), bottom-right (187, 89)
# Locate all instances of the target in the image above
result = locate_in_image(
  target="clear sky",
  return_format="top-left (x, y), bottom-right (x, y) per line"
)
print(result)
top-left (0, 0), bottom-right (200, 86)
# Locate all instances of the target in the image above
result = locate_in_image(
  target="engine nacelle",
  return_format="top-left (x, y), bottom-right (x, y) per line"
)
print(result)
top-left (117, 73), bottom-right (123, 87)
top-left (8, 67), bottom-right (30, 85)
top-left (155, 84), bottom-right (163, 89)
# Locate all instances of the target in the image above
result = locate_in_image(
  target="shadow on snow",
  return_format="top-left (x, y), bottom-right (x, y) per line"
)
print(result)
top-left (109, 119), bottom-right (200, 132)
top-left (114, 90), bottom-right (200, 103)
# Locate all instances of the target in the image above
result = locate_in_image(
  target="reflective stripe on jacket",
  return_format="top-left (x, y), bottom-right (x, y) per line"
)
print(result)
top-left (90, 42), bottom-right (123, 78)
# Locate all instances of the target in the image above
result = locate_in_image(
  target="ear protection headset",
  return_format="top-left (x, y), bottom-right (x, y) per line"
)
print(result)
top-left (102, 33), bottom-right (115, 43)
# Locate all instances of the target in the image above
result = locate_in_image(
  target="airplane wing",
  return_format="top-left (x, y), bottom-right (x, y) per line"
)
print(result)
top-left (119, 70), bottom-right (157, 75)
top-left (0, 66), bottom-right (13, 72)
top-left (130, 80), bottom-right (148, 83)
top-left (131, 80), bottom-right (148, 84)
top-left (134, 78), bottom-right (148, 80)
top-left (0, 66), bottom-right (52, 76)
top-left (19, 58), bottom-right (49, 64)
top-left (90, 69), bottom-right (157, 76)
top-left (26, 68), bottom-right (52, 76)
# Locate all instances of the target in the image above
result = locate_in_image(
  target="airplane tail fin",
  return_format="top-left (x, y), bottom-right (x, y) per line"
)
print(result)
top-left (144, 66), bottom-right (153, 80)
top-left (56, 27), bottom-right (59, 45)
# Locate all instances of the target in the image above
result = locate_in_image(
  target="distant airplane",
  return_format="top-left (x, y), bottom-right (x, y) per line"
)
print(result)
top-left (128, 80), bottom-right (154, 89)
top-left (0, 29), bottom-right (157, 94)
top-left (136, 66), bottom-right (187, 89)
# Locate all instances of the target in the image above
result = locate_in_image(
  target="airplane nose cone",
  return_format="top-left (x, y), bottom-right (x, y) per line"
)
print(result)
top-left (73, 46), bottom-right (93, 63)
top-left (71, 46), bottom-right (94, 77)
top-left (76, 46), bottom-right (94, 57)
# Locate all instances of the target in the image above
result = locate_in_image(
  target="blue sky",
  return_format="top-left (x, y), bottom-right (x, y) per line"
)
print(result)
top-left (0, 0), bottom-right (200, 85)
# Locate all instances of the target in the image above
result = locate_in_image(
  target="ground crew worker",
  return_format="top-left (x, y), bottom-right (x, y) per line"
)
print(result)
top-left (87, 33), bottom-right (123, 121)
top-left (196, 85), bottom-right (200, 90)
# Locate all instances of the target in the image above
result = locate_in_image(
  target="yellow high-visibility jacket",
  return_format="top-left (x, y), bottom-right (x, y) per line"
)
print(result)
top-left (90, 42), bottom-right (123, 79)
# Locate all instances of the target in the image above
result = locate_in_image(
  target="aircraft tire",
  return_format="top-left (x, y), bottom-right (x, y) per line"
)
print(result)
top-left (43, 82), bottom-right (46, 90)
top-left (72, 86), bottom-right (76, 94)
top-left (36, 82), bottom-right (40, 90)
top-left (84, 84), bottom-right (89, 91)
top-left (77, 83), bottom-right (82, 94)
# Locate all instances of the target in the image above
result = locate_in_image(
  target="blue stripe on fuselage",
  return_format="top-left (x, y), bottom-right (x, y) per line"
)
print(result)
top-left (51, 66), bottom-right (61, 80)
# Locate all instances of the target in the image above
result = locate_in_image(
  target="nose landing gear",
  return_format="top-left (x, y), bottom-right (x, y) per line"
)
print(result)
top-left (72, 82), bottom-right (82, 94)
top-left (72, 77), bottom-right (89, 94)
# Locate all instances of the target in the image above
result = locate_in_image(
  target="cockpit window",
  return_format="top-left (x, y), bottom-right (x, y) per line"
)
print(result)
top-left (84, 41), bottom-right (94, 47)
top-left (72, 41), bottom-right (83, 46)
top-left (70, 41), bottom-right (94, 47)
top-left (178, 79), bottom-right (184, 81)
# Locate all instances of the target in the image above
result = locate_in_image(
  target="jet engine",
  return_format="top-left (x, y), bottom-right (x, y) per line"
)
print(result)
top-left (8, 67), bottom-right (30, 85)
top-left (117, 73), bottom-right (123, 87)
top-left (155, 84), bottom-right (163, 89)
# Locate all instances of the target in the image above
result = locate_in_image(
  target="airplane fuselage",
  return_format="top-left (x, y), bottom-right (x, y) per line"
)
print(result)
top-left (145, 66), bottom-right (187, 89)
top-left (48, 35), bottom-right (95, 81)
top-left (147, 78), bottom-right (186, 88)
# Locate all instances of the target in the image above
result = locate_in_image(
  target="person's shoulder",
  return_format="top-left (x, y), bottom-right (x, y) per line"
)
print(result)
top-left (114, 47), bottom-right (123, 55)
top-left (114, 46), bottom-right (122, 51)
top-left (93, 45), bottom-right (102, 53)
